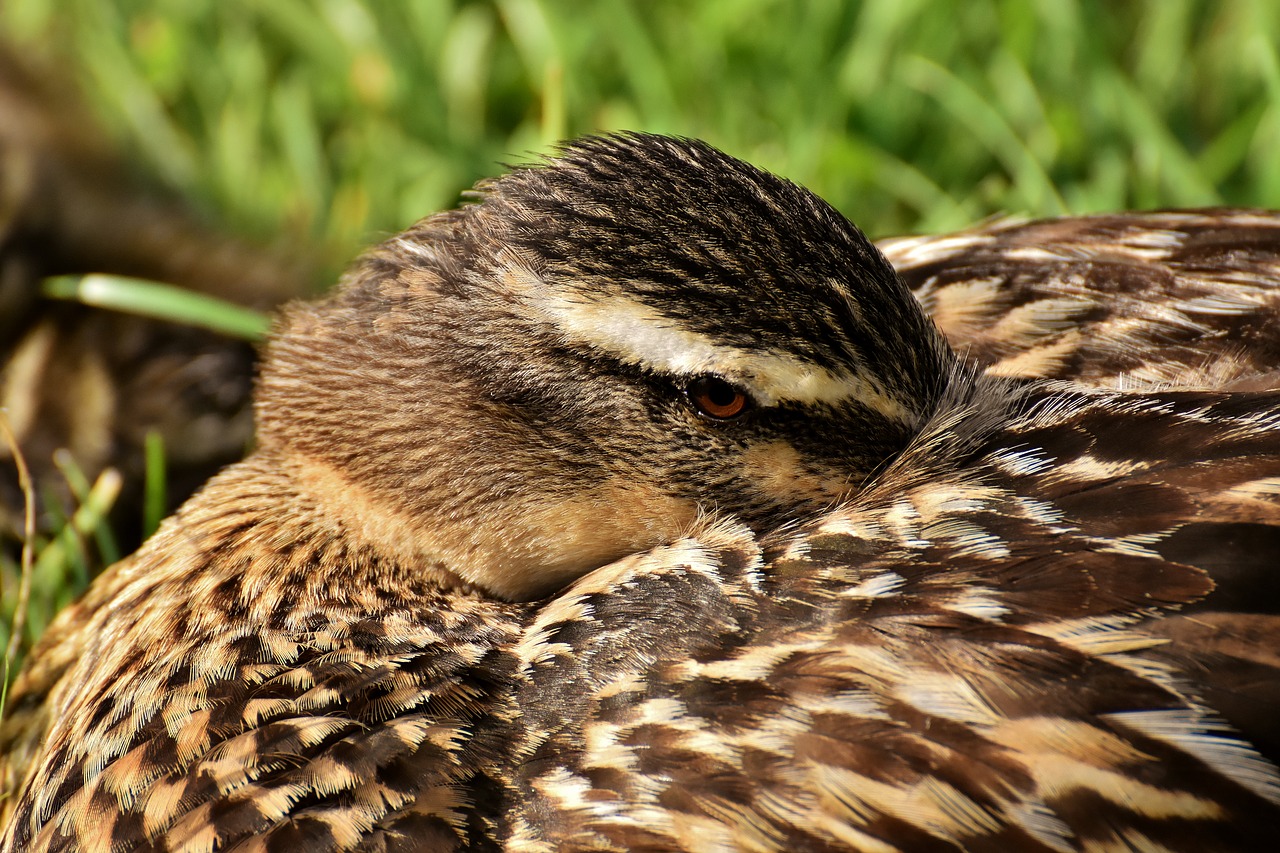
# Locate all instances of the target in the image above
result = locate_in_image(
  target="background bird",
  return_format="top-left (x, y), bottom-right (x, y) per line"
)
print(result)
top-left (0, 44), bottom-right (311, 583)
top-left (2, 134), bottom-right (1279, 852)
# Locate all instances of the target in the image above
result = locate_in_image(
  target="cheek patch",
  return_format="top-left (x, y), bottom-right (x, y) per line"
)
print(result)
top-left (741, 440), bottom-right (852, 510)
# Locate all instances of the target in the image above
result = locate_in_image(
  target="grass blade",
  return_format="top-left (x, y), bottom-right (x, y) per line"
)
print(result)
top-left (43, 276), bottom-right (271, 342)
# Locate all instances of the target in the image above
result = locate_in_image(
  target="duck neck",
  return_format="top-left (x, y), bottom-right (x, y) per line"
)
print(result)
top-left (120, 452), bottom-right (489, 633)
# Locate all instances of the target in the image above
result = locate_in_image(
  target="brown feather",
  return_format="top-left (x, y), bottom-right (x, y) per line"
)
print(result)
top-left (4, 139), bottom-right (1280, 852)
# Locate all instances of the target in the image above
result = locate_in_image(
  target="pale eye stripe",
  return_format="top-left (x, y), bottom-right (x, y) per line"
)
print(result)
top-left (518, 271), bottom-right (917, 424)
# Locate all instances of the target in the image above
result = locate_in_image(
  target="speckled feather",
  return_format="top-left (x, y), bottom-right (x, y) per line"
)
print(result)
top-left (3, 137), bottom-right (1279, 852)
top-left (881, 210), bottom-right (1280, 387)
top-left (510, 378), bottom-right (1280, 852)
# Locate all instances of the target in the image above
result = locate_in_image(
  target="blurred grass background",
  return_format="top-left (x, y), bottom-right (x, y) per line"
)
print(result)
top-left (4, 0), bottom-right (1278, 282)
top-left (1, 0), bottom-right (1279, 667)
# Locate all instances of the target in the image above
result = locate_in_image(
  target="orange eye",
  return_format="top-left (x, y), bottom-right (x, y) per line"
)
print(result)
top-left (686, 376), bottom-right (751, 420)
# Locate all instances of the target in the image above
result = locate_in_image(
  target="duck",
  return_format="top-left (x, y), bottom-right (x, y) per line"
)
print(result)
top-left (1, 133), bottom-right (1278, 852)
top-left (881, 209), bottom-right (1280, 388)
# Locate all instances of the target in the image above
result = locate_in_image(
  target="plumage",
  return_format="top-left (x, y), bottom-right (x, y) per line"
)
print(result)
top-left (882, 210), bottom-right (1280, 387)
top-left (2, 134), bottom-right (1279, 852)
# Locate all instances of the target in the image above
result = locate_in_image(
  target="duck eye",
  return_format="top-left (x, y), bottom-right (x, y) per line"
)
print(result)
top-left (686, 375), bottom-right (752, 420)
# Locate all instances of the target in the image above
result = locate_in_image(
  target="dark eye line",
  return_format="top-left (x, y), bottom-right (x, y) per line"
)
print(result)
top-left (564, 348), bottom-right (757, 422)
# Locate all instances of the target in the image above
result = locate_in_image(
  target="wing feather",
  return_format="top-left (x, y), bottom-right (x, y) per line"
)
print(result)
top-left (880, 210), bottom-right (1280, 389)
top-left (513, 374), bottom-right (1280, 851)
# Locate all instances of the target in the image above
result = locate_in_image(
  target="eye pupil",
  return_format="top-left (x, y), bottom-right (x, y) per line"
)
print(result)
top-left (686, 376), bottom-right (751, 420)
top-left (706, 382), bottom-right (737, 407)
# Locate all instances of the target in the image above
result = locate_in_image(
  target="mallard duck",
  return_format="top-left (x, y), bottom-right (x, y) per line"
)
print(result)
top-left (2, 134), bottom-right (1278, 852)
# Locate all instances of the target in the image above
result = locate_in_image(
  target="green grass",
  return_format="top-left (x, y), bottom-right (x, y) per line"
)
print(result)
top-left (42, 275), bottom-right (273, 340)
top-left (4, 0), bottom-right (1277, 273)
top-left (1, 437), bottom-right (121, 680)
top-left (2, 0), bottom-right (1279, 663)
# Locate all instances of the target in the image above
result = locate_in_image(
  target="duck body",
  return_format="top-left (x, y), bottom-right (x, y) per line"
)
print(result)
top-left (883, 209), bottom-right (1280, 387)
top-left (3, 136), bottom-right (1280, 852)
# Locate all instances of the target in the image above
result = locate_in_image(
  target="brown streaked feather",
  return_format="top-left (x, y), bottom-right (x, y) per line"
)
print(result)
top-left (2, 459), bottom-right (530, 853)
top-left (879, 210), bottom-right (1280, 389)
top-left (511, 373), bottom-right (1280, 851)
